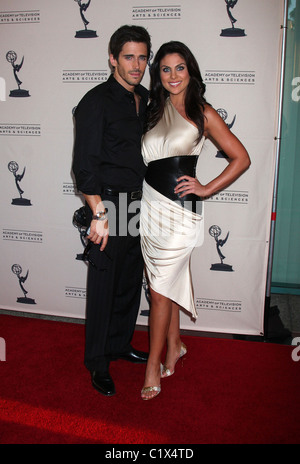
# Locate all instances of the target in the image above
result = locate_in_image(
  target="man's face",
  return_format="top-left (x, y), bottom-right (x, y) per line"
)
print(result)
top-left (110, 41), bottom-right (148, 91)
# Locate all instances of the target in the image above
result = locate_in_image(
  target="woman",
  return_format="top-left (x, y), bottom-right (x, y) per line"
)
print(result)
top-left (140, 41), bottom-right (250, 400)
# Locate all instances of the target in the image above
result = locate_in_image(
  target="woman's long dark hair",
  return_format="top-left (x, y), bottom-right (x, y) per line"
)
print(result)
top-left (146, 41), bottom-right (209, 140)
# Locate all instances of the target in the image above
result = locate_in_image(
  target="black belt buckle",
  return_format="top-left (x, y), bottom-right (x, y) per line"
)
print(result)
top-left (130, 190), bottom-right (142, 200)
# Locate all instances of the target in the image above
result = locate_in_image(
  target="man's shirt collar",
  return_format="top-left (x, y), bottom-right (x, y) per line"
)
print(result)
top-left (107, 74), bottom-right (148, 101)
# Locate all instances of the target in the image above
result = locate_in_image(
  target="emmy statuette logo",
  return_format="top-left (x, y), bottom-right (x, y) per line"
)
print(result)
top-left (8, 161), bottom-right (32, 206)
top-left (6, 51), bottom-right (30, 97)
top-left (147, 50), bottom-right (154, 74)
top-left (209, 225), bottom-right (233, 272)
top-left (74, 0), bottom-right (98, 38)
top-left (220, 0), bottom-right (246, 37)
top-left (11, 264), bottom-right (36, 304)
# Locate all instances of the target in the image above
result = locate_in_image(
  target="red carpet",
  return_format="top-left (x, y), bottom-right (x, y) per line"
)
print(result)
top-left (0, 314), bottom-right (299, 444)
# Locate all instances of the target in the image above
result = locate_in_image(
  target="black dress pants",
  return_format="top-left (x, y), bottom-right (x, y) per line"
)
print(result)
top-left (84, 194), bottom-right (144, 373)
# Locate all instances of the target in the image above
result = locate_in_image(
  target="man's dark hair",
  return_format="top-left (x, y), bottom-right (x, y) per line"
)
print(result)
top-left (109, 25), bottom-right (152, 60)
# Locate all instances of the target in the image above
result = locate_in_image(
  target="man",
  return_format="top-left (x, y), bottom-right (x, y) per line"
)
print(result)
top-left (72, 25), bottom-right (151, 396)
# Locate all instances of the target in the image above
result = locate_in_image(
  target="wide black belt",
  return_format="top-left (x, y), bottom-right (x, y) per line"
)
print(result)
top-left (102, 187), bottom-right (142, 200)
top-left (145, 155), bottom-right (201, 213)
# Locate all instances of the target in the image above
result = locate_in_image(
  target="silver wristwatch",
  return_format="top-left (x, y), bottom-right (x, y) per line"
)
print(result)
top-left (92, 208), bottom-right (108, 221)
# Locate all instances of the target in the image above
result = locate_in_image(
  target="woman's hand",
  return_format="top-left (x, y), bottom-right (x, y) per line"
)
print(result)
top-left (175, 175), bottom-right (208, 198)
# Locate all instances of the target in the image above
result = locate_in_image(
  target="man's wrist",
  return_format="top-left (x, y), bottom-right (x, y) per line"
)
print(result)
top-left (92, 208), bottom-right (108, 221)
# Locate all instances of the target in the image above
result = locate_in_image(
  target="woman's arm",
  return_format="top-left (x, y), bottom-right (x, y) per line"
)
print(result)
top-left (175, 105), bottom-right (251, 198)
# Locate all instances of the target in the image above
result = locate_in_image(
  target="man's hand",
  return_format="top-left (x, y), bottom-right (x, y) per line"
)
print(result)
top-left (88, 218), bottom-right (109, 251)
top-left (83, 196), bottom-right (109, 251)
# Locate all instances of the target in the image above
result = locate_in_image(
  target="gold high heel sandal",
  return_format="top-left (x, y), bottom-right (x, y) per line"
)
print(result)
top-left (141, 385), bottom-right (161, 400)
top-left (161, 342), bottom-right (187, 378)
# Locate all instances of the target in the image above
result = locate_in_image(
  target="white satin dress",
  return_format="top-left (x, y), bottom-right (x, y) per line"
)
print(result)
top-left (140, 98), bottom-right (205, 319)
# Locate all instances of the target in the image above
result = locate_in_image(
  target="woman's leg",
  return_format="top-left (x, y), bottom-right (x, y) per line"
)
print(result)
top-left (165, 302), bottom-right (181, 364)
top-left (163, 302), bottom-right (183, 372)
top-left (141, 288), bottom-right (172, 399)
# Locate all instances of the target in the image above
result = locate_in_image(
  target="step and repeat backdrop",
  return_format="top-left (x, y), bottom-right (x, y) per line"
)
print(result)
top-left (1, 0), bottom-right (284, 335)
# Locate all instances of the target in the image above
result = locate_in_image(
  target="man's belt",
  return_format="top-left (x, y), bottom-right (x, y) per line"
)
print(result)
top-left (102, 187), bottom-right (142, 200)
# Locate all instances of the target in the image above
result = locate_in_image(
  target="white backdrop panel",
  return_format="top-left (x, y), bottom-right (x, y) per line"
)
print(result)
top-left (0, 0), bottom-right (284, 334)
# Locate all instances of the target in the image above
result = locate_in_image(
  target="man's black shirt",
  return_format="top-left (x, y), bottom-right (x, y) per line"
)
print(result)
top-left (72, 75), bottom-right (148, 195)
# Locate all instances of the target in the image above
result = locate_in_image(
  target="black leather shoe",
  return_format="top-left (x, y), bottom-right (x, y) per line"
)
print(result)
top-left (111, 348), bottom-right (148, 364)
top-left (91, 371), bottom-right (116, 396)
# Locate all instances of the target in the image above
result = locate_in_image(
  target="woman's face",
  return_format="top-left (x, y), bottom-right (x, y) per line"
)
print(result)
top-left (159, 53), bottom-right (190, 98)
